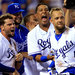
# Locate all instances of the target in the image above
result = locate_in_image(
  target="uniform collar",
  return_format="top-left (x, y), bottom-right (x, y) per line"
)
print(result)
top-left (38, 23), bottom-right (54, 35)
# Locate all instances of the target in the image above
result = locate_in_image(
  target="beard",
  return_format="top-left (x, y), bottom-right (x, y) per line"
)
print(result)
top-left (55, 25), bottom-right (65, 32)
top-left (42, 22), bottom-right (50, 27)
top-left (14, 17), bottom-right (22, 25)
top-left (8, 33), bottom-right (15, 37)
top-left (15, 21), bottom-right (20, 25)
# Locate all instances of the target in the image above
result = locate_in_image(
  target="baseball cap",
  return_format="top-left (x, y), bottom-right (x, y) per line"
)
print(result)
top-left (7, 3), bottom-right (24, 14)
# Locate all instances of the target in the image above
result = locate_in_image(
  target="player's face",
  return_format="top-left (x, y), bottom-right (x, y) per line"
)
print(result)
top-left (51, 11), bottom-right (65, 30)
top-left (3, 19), bottom-right (15, 37)
top-left (28, 15), bottom-right (38, 31)
top-left (70, 11), bottom-right (75, 24)
top-left (36, 5), bottom-right (50, 27)
top-left (13, 12), bottom-right (22, 25)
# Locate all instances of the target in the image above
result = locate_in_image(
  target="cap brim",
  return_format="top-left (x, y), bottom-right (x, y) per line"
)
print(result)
top-left (14, 9), bottom-right (24, 14)
top-left (9, 9), bottom-right (24, 14)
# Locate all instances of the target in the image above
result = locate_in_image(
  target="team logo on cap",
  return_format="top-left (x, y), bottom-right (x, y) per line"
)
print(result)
top-left (14, 5), bottom-right (19, 9)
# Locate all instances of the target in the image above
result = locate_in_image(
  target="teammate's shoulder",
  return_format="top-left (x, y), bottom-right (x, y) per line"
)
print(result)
top-left (65, 26), bottom-right (74, 32)
top-left (28, 25), bottom-right (39, 35)
top-left (69, 27), bottom-right (75, 32)
top-left (10, 38), bottom-right (16, 43)
top-left (66, 27), bottom-right (75, 36)
top-left (0, 33), bottom-right (4, 41)
top-left (19, 24), bottom-right (29, 32)
top-left (19, 24), bottom-right (27, 29)
top-left (0, 33), bottom-right (3, 46)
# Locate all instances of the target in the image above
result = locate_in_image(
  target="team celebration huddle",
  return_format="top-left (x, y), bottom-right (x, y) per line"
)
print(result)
top-left (0, 0), bottom-right (75, 75)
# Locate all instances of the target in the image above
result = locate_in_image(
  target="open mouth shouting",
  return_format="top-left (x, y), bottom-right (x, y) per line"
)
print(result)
top-left (41, 16), bottom-right (47, 22)
top-left (10, 29), bottom-right (15, 36)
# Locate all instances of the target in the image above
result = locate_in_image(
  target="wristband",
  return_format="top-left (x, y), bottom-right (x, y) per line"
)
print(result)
top-left (40, 56), bottom-right (48, 62)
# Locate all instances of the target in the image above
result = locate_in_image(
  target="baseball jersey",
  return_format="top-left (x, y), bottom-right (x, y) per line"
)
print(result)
top-left (12, 24), bottom-right (29, 53)
top-left (27, 23), bottom-right (55, 70)
top-left (0, 33), bottom-right (17, 75)
top-left (12, 24), bottom-right (38, 75)
top-left (12, 24), bottom-right (29, 75)
top-left (50, 27), bottom-right (75, 73)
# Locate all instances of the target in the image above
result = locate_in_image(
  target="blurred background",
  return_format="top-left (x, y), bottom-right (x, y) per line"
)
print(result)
top-left (0, 0), bottom-right (75, 27)
top-left (0, 0), bottom-right (64, 17)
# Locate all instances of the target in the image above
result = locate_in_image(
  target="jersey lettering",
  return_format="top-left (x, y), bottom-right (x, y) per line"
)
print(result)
top-left (7, 48), bottom-right (15, 58)
top-left (52, 40), bottom-right (75, 59)
top-left (38, 38), bottom-right (51, 50)
top-left (16, 40), bottom-right (27, 52)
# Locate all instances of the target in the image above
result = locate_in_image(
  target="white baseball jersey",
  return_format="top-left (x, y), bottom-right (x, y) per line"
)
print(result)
top-left (50, 27), bottom-right (75, 73)
top-left (27, 23), bottom-right (54, 71)
top-left (0, 33), bottom-right (17, 74)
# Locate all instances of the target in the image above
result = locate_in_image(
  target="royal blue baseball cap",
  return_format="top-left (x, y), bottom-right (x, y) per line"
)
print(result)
top-left (7, 3), bottom-right (24, 14)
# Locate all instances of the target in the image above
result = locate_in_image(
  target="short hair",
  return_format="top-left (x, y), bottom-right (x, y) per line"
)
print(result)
top-left (50, 8), bottom-right (64, 17)
top-left (0, 14), bottom-right (13, 26)
top-left (35, 3), bottom-right (49, 13)
top-left (24, 13), bottom-right (35, 26)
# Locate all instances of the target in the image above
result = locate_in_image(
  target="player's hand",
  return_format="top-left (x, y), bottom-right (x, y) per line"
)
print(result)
top-left (13, 70), bottom-right (20, 75)
top-left (27, 56), bottom-right (33, 60)
top-left (9, 73), bottom-right (13, 75)
top-left (49, 51), bottom-right (54, 56)
top-left (15, 53), bottom-right (23, 61)
top-left (47, 54), bottom-right (54, 60)
top-left (64, 0), bottom-right (67, 6)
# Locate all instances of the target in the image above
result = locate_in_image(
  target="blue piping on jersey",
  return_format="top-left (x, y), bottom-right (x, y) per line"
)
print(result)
top-left (49, 60), bottom-right (55, 68)
top-left (62, 67), bottom-right (75, 74)
top-left (0, 63), bottom-right (15, 72)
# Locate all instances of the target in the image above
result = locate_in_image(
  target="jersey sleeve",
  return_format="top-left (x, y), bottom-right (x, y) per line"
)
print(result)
top-left (0, 63), bottom-right (15, 72)
top-left (73, 27), bottom-right (75, 43)
top-left (27, 32), bottom-right (41, 56)
top-left (0, 42), bottom-right (3, 60)
top-left (71, 27), bottom-right (75, 43)
top-left (11, 38), bottom-right (18, 55)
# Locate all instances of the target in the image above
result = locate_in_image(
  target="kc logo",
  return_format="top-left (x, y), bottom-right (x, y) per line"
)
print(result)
top-left (14, 5), bottom-right (19, 9)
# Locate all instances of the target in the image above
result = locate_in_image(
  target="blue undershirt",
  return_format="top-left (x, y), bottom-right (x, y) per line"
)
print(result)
top-left (55, 33), bottom-right (62, 41)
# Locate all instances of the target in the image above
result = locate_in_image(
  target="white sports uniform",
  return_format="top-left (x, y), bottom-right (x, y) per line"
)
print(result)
top-left (0, 33), bottom-right (17, 75)
top-left (27, 23), bottom-right (54, 74)
top-left (50, 27), bottom-right (75, 74)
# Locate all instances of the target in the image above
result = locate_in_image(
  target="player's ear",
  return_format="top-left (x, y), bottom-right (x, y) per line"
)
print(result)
top-left (1, 25), bottom-right (4, 31)
top-left (50, 18), bottom-right (53, 23)
top-left (25, 22), bottom-right (29, 30)
top-left (26, 22), bottom-right (29, 27)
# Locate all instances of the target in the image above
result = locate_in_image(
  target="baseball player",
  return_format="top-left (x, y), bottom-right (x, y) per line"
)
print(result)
top-left (27, 3), bottom-right (55, 75)
top-left (0, 14), bottom-right (23, 75)
top-left (50, 8), bottom-right (75, 75)
top-left (24, 13), bottom-right (38, 31)
top-left (7, 3), bottom-right (39, 75)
